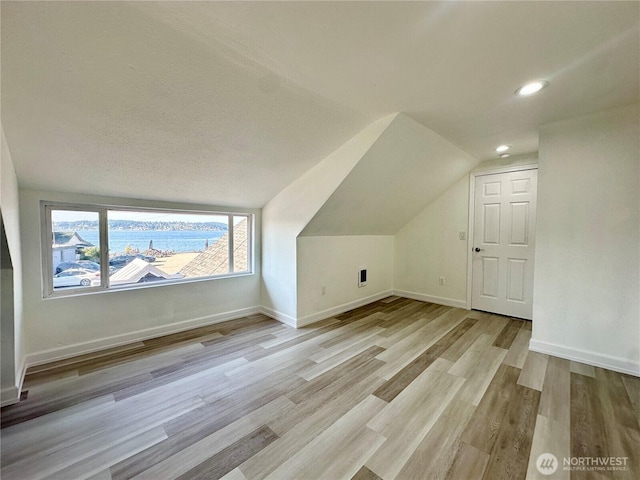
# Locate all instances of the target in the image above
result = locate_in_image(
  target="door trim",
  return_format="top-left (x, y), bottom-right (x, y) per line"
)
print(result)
top-left (466, 164), bottom-right (539, 310)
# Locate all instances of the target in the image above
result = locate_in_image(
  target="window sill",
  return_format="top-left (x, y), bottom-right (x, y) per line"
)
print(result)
top-left (43, 271), bottom-right (255, 300)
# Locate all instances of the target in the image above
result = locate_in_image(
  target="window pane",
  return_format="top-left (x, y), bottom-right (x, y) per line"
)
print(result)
top-left (233, 215), bottom-right (250, 273)
top-left (51, 210), bottom-right (101, 290)
top-left (107, 210), bottom-right (230, 287)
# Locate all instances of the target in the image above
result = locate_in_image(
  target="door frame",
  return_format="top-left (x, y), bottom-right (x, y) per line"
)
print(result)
top-left (466, 164), bottom-right (539, 310)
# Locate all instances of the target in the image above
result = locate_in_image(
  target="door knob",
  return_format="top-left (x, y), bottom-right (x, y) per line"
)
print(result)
top-left (474, 247), bottom-right (483, 252)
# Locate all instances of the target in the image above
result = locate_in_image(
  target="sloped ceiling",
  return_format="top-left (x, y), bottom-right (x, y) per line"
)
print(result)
top-left (300, 114), bottom-right (477, 236)
top-left (0, 2), bottom-right (367, 208)
top-left (1, 1), bottom-right (638, 208)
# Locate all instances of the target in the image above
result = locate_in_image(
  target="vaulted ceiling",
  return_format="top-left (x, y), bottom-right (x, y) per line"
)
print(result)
top-left (2, 1), bottom-right (638, 208)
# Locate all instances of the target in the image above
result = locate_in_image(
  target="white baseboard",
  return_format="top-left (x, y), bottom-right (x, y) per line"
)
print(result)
top-left (25, 306), bottom-right (262, 368)
top-left (295, 290), bottom-right (394, 328)
top-left (260, 306), bottom-right (297, 328)
top-left (1, 385), bottom-right (20, 407)
top-left (529, 339), bottom-right (640, 377)
top-left (393, 290), bottom-right (468, 309)
top-left (1, 360), bottom-right (27, 407)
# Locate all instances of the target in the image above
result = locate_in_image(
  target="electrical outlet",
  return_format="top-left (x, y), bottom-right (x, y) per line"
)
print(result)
top-left (321, 286), bottom-right (326, 296)
top-left (459, 232), bottom-right (466, 240)
top-left (439, 276), bottom-right (445, 285)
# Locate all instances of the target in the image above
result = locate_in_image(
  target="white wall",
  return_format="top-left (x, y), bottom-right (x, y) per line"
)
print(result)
top-left (1, 124), bottom-right (25, 405)
top-left (297, 235), bottom-right (394, 325)
top-left (394, 176), bottom-right (470, 307)
top-left (394, 154), bottom-right (538, 309)
top-left (531, 104), bottom-right (640, 375)
top-left (261, 115), bottom-right (394, 325)
top-left (19, 189), bottom-right (261, 364)
top-left (301, 114), bottom-right (478, 236)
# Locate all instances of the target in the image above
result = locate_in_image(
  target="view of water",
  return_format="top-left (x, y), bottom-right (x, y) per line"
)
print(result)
top-left (76, 230), bottom-right (226, 254)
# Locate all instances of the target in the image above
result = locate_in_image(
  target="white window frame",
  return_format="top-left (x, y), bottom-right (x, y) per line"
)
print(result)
top-left (41, 201), bottom-right (254, 299)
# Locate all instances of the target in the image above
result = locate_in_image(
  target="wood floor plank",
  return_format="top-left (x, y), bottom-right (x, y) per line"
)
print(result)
top-left (47, 427), bottom-right (167, 480)
top-left (266, 357), bottom-right (386, 437)
top-left (110, 379), bottom-right (296, 478)
top-left (300, 333), bottom-right (384, 381)
top-left (239, 367), bottom-right (386, 480)
top-left (447, 334), bottom-right (496, 377)
top-left (570, 360), bottom-right (597, 378)
top-left (480, 314), bottom-right (512, 337)
top-left (481, 383), bottom-right (541, 480)
top-left (622, 374), bottom-right (640, 428)
top-left (1, 396), bottom-right (117, 467)
top-left (571, 372), bottom-right (610, 461)
top-left (374, 309), bottom-right (436, 348)
top-left (24, 342), bottom-right (147, 377)
top-left (396, 399), bottom-right (476, 480)
top-left (287, 346), bottom-right (384, 404)
top-left (129, 396), bottom-right (293, 480)
top-left (3, 299), bottom-right (639, 480)
top-left (440, 320), bottom-right (488, 363)
top-left (264, 395), bottom-right (386, 480)
top-left (593, 368), bottom-right (640, 478)
top-left (445, 441), bottom-right (490, 480)
top-left (376, 302), bottom-right (448, 340)
top-left (502, 328), bottom-right (532, 369)
top-left (113, 359), bottom-right (244, 402)
top-left (87, 469), bottom-right (113, 480)
top-left (220, 467), bottom-right (249, 480)
top-left (518, 351), bottom-right (549, 392)
top-left (526, 414), bottom-right (570, 480)
top-left (375, 308), bottom-right (468, 380)
top-left (380, 295), bottom-right (401, 303)
top-left (461, 363), bottom-right (521, 453)
top-left (365, 368), bottom-right (465, 479)
top-left (308, 325), bottom-right (385, 364)
top-left (24, 342), bottom-right (205, 401)
top-left (175, 425), bottom-right (279, 480)
top-left (492, 318), bottom-right (524, 349)
top-left (449, 340), bottom-right (508, 406)
top-left (0, 372), bottom-right (154, 428)
top-left (567, 371), bottom-right (640, 479)
top-left (373, 317), bottom-right (477, 402)
top-left (3, 385), bottom-right (205, 476)
top-left (350, 465), bottom-right (383, 480)
top-left (538, 355), bottom-right (571, 422)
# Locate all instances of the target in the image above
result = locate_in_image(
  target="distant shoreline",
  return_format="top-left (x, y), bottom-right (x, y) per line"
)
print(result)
top-left (53, 220), bottom-right (228, 232)
top-left (69, 229), bottom-right (226, 255)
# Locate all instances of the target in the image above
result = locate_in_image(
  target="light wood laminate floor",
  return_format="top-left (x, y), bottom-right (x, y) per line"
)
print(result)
top-left (1, 298), bottom-right (639, 480)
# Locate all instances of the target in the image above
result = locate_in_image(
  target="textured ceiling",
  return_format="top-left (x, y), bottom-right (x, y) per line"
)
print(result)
top-left (300, 114), bottom-right (477, 236)
top-left (2, 1), bottom-right (638, 208)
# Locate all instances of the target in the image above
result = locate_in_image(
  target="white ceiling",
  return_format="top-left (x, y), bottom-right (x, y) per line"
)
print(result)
top-left (2, 1), bottom-right (638, 208)
top-left (301, 113), bottom-right (477, 236)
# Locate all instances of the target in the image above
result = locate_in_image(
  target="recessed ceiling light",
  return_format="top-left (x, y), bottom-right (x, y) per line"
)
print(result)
top-left (499, 153), bottom-right (511, 158)
top-left (515, 80), bottom-right (549, 96)
top-left (495, 145), bottom-right (510, 153)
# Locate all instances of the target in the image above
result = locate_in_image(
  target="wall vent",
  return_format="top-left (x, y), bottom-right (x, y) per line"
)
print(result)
top-left (358, 267), bottom-right (367, 288)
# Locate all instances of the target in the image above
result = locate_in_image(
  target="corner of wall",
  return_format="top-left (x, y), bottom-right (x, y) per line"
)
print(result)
top-left (261, 114), bottom-right (397, 325)
top-left (532, 104), bottom-right (639, 375)
top-left (1, 123), bottom-right (26, 404)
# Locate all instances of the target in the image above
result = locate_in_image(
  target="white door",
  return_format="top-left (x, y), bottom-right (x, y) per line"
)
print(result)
top-left (471, 169), bottom-right (537, 320)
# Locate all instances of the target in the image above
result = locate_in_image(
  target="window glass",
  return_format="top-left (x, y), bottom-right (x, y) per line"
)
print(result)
top-left (51, 210), bottom-right (101, 290)
top-left (108, 210), bottom-right (229, 287)
top-left (233, 215), bottom-right (250, 273)
top-left (45, 204), bottom-right (253, 297)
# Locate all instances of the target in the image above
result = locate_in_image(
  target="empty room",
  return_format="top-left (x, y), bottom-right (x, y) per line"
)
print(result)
top-left (1, 1), bottom-right (639, 480)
